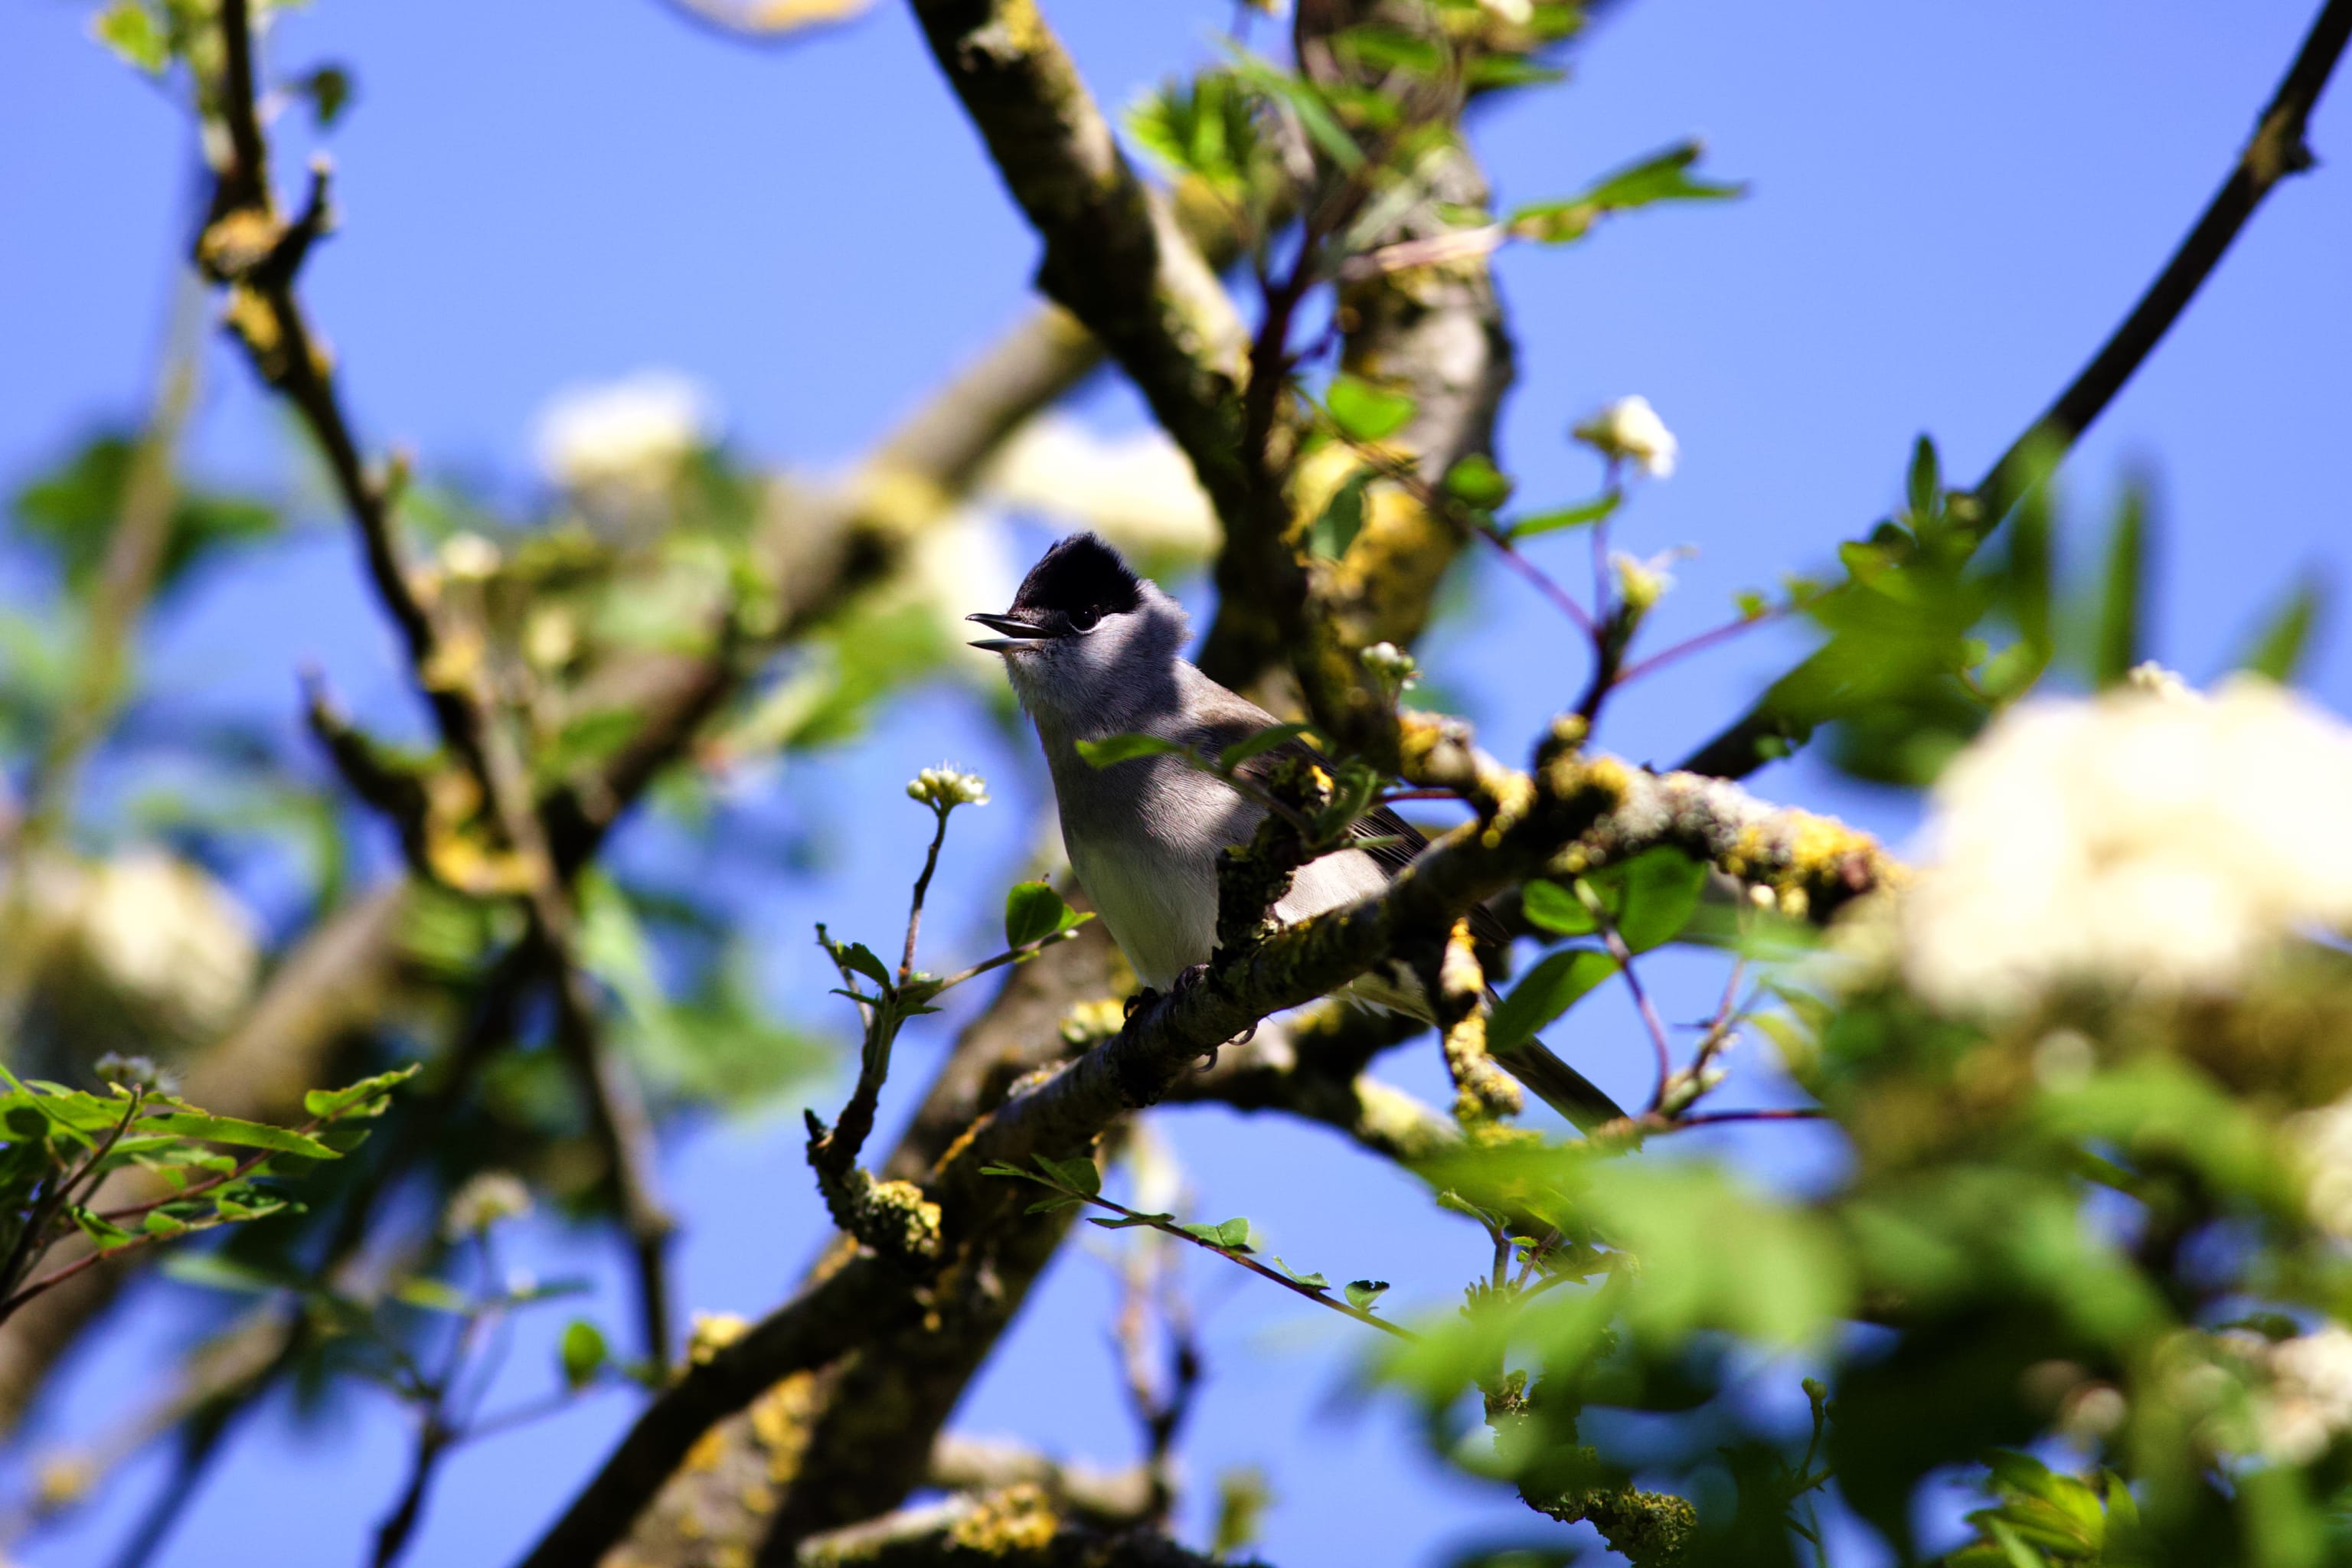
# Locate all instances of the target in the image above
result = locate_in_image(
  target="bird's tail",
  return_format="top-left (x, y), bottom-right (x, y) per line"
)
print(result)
top-left (1493, 1037), bottom-right (1626, 1132)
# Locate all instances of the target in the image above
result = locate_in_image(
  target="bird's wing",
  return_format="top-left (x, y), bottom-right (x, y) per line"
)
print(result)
top-left (1182, 717), bottom-right (1516, 954)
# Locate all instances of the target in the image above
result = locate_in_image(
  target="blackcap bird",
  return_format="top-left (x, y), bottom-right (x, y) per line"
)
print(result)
top-left (970, 532), bottom-right (1623, 1129)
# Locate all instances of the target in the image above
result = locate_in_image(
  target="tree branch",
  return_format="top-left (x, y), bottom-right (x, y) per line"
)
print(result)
top-left (903, 0), bottom-right (1253, 530)
top-left (1680, 0), bottom-right (2352, 779)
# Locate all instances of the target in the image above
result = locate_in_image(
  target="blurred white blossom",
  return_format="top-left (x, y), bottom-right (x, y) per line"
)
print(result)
top-left (1573, 395), bottom-right (1677, 479)
top-left (2221, 1327), bottom-right (2352, 1464)
top-left (443, 1170), bottom-right (534, 1238)
top-left (437, 531), bottom-right (503, 582)
top-left (979, 414), bottom-right (1217, 558)
top-left (47, 851), bottom-right (260, 1045)
top-left (2289, 1096), bottom-right (2352, 1240)
top-left (534, 370), bottom-right (719, 493)
top-left (1896, 675), bottom-right (2352, 1015)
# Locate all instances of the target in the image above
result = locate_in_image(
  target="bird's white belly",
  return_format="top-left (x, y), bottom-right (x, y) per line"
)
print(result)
top-left (1065, 827), bottom-right (1221, 991)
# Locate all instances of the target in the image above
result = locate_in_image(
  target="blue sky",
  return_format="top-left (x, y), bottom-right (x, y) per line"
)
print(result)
top-left (3, 1), bottom-right (2348, 1563)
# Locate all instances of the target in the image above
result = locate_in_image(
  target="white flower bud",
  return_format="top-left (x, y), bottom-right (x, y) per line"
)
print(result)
top-left (1360, 641), bottom-right (1419, 688)
top-left (1610, 550), bottom-right (1675, 614)
top-left (1573, 395), bottom-right (1677, 479)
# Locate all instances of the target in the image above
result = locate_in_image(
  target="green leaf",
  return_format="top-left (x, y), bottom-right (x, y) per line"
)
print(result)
top-left (1034, 1152), bottom-right (1102, 1197)
top-left (1004, 880), bottom-right (1077, 949)
top-left (561, 1318), bottom-right (609, 1389)
top-left (2092, 482), bottom-right (2150, 688)
top-left (1182, 1217), bottom-right (1254, 1250)
top-left (73, 1208), bottom-right (137, 1250)
top-left (1462, 54), bottom-right (1566, 90)
top-left (978, 1162), bottom-right (1034, 1180)
top-left (1330, 23), bottom-right (1445, 77)
top-left (295, 64), bottom-right (354, 129)
top-left (2235, 577), bottom-right (2327, 682)
top-left (1344, 1279), bottom-right (1390, 1311)
top-left (1326, 375), bottom-right (1416, 443)
top-left (1025, 1195), bottom-right (1083, 1214)
top-left (1308, 469), bottom-right (1373, 560)
top-left (1224, 53), bottom-right (1363, 172)
top-left (1608, 848), bottom-right (1707, 952)
top-left (1217, 722), bottom-right (1312, 773)
top-left (137, 1113), bottom-right (337, 1160)
top-left (1442, 454), bottom-right (1514, 510)
top-left (1489, 949), bottom-right (1617, 1052)
top-left (835, 942), bottom-right (892, 988)
top-left (394, 1276), bottom-right (473, 1313)
top-left (1076, 733), bottom-right (1187, 769)
top-left (1906, 435), bottom-right (1942, 524)
top-left (1507, 139), bottom-right (1743, 244)
top-left (90, 1), bottom-right (168, 74)
top-left (1270, 1257), bottom-right (1329, 1289)
top-left (1088, 1212), bottom-right (1177, 1230)
top-left (300, 1064), bottom-right (420, 1122)
top-left (1507, 492), bottom-right (1619, 540)
top-left (1520, 879), bottom-right (1596, 936)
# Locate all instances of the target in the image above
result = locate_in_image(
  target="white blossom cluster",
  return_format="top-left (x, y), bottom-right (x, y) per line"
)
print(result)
top-left (906, 766), bottom-right (989, 809)
top-left (979, 414), bottom-right (1218, 559)
top-left (2210, 1326), bottom-right (2352, 1465)
top-left (534, 370), bottom-right (719, 495)
top-left (1893, 672), bottom-right (2352, 1017)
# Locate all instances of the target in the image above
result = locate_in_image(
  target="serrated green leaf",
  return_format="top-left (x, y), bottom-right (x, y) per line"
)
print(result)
top-left (835, 942), bottom-right (893, 988)
top-left (1489, 949), bottom-right (1617, 1052)
top-left (137, 1113), bottom-right (337, 1160)
top-left (1076, 733), bottom-right (1187, 769)
top-left (1326, 376), bottom-right (1416, 443)
top-left (561, 1319), bottom-right (609, 1389)
top-left (1270, 1257), bottom-right (1329, 1289)
top-left (1344, 1279), bottom-right (1390, 1310)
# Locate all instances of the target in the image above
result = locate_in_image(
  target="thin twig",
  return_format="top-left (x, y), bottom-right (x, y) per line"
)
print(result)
top-left (899, 804), bottom-right (952, 984)
top-left (1681, 0), bottom-right (2352, 779)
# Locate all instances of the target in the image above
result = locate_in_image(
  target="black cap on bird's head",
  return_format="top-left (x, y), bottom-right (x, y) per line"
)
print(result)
top-left (967, 532), bottom-right (1145, 651)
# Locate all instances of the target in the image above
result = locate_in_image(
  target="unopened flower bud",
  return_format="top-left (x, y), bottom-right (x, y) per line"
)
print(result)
top-left (1573, 396), bottom-right (1677, 479)
top-left (1360, 641), bottom-right (1419, 690)
top-left (1610, 551), bottom-right (1674, 615)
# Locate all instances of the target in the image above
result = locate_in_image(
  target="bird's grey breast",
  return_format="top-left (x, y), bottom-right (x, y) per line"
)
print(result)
top-left (1050, 747), bottom-right (1256, 991)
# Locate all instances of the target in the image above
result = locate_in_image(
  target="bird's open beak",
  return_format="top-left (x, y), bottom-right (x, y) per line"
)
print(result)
top-left (965, 612), bottom-right (1050, 652)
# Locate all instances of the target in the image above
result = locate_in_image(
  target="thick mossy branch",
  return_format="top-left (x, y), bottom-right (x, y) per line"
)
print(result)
top-left (1432, 917), bottom-right (1519, 1126)
top-left (906, 0), bottom-right (1251, 531)
top-left (796, 1482), bottom-right (1254, 1566)
top-left (926, 724), bottom-right (1895, 1236)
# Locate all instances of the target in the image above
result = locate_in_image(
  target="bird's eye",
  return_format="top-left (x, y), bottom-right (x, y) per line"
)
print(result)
top-left (1069, 607), bottom-right (1101, 632)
